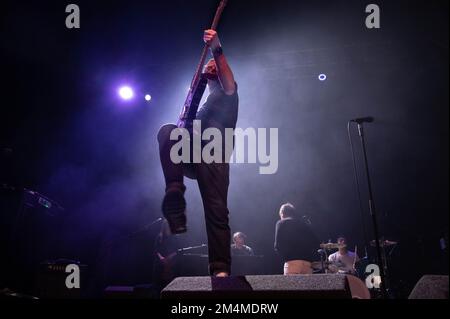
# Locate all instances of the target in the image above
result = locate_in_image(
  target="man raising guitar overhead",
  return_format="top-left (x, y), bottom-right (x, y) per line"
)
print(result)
top-left (157, 25), bottom-right (238, 277)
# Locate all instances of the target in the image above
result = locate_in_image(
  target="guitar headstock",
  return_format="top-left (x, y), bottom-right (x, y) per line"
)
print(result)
top-left (217, 0), bottom-right (228, 15)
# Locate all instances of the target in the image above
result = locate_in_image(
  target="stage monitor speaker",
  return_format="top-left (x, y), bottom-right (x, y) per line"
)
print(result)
top-left (408, 275), bottom-right (449, 299)
top-left (0, 187), bottom-right (64, 294)
top-left (35, 260), bottom-right (87, 299)
top-left (161, 274), bottom-right (368, 299)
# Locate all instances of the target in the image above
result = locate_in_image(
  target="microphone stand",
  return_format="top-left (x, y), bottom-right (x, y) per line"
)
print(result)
top-left (105, 217), bottom-right (163, 248)
top-left (357, 123), bottom-right (387, 298)
top-left (127, 217), bottom-right (163, 239)
top-left (317, 249), bottom-right (327, 273)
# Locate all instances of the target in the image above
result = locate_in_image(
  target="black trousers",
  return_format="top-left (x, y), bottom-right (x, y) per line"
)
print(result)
top-left (157, 124), bottom-right (231, 275)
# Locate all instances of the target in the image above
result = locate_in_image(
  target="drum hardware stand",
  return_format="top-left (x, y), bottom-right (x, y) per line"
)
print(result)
top-left (380, 245), bottom-right (390, 294)
top-left (380, 240), bottom-right (398, 296)
top-left (317, 249), bottom-right (328, 273)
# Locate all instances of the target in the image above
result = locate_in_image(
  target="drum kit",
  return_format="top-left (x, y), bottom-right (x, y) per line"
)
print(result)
top-left (311, 243), bottom-right (352, 275)
top-left (310, 239), bottom-right (398, 280)
top-left (311, 259), bottom-right (360, 276)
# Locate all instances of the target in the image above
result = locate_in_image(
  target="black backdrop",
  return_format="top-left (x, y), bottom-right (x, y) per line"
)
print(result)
top-left (1, 0), bottom-right (448, 298)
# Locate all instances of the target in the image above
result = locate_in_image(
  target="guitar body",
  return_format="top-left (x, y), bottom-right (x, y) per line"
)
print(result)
top-left (158, 252), bottom-right (178, 284)
top-left (177, 76), bottom-right (208, 129)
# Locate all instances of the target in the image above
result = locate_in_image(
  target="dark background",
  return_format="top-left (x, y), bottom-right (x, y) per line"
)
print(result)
top-left (0, 0), bottom-right (448, 298)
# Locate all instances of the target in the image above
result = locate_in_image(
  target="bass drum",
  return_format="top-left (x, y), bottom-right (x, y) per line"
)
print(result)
top-left (346, 274), bottom-right (371, 299)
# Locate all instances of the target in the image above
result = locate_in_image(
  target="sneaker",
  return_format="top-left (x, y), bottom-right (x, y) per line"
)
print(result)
top-left (162, 189), bottom-right (187, 234)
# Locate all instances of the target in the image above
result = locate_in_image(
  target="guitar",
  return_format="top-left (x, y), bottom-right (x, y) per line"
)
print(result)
top-left (177, 0), bottom-right (229, 129)
top-left (156, 251), bottom-right (178, 283)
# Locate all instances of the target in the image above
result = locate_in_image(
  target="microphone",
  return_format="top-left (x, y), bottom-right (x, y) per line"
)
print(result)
top-left (178, 244), bottom-right (207, 252)
top-left (350, 116), bottom-right (374, 124)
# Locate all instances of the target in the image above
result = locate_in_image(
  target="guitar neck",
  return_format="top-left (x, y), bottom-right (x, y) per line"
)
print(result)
top-left (190, 0), bottom-right (228, 89)
top-left (178, 0), bottom-right (229, 128)
top-left (191, 44), bottom-right (210, 89)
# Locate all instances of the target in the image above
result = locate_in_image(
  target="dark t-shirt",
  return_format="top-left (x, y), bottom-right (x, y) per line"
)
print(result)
top-left (231, 244), bottom-right (254, 256)
top-left (274, 218), bottom-right (319, 262)
top-left (196, 83), bottom-right (239, 131)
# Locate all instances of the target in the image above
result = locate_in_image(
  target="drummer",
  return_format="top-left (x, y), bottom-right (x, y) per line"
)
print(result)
top-left (328, 237), bottom-right (360, 274)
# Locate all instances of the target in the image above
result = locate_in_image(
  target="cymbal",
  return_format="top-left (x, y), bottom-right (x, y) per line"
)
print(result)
top-left (370, 239), bottom-right (397, 247)
top-left (320, 243), bottom-right (346, 249)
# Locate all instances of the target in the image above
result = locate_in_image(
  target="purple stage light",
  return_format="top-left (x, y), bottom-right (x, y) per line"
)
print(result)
top-left (145, 94), bottom-right (152, 101)
top-left (318, 74), bottom-right (327, 81)
top-left (118, 86), bottom-right (134, 100)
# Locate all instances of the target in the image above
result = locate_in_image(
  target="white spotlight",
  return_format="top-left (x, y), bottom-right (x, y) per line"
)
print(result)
top-left (118, 86), bottom-right (134, 100)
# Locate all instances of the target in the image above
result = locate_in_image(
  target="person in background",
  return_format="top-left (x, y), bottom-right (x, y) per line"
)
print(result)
top-left (152, 219), bottom-right (180, 290)
top-left (328, 236), bottom-right (360, 275)
top-left (274, 203), bottom-right (319, 275)
top-left (231, 232), bottom-right (254, 256)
